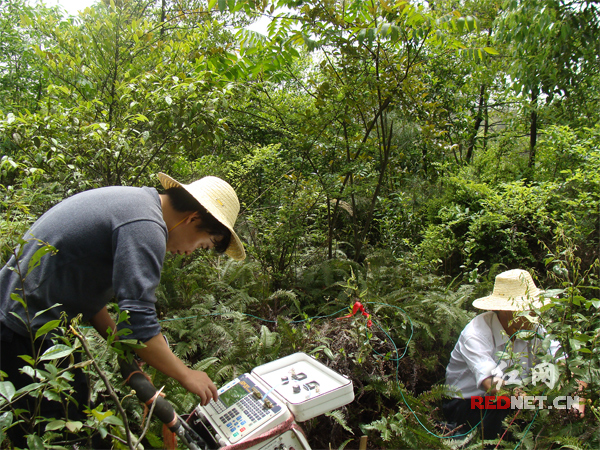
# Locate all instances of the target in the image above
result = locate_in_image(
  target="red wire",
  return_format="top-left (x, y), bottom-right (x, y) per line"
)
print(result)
top-left (495, 409), bottom-right (521, 449)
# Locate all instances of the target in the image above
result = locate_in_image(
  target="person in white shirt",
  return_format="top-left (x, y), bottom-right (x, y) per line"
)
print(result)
top-left (442, 269), bottom-right (551, 440)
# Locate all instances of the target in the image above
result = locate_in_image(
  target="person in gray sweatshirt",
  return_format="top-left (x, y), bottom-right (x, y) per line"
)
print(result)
top-left (0, 172), bottom-right (245, 445)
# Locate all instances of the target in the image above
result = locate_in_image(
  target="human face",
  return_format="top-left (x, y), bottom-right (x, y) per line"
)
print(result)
top-left (496, 310), bottom-right (536, 336)
top-left (166, 214), bottom-right (223, 256)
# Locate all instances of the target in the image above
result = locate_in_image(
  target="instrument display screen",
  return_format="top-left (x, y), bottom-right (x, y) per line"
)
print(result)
top-left (219, 382), bottom-right (248, 408)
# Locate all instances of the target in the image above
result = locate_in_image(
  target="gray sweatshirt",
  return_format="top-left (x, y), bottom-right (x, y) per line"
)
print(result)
top-left (0, 186), bottom-right (166, 342)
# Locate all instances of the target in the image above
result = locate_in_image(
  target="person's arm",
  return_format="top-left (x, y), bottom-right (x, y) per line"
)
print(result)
top-left (575, 380), bottom-right (587, 416)
top-left (459, 332), bottom-right (505, 395)
top-left (109, 220), bottom-right (218, 405)
top-left (90, 307), bottom-right (218, 406)
top-left (134, 333), bottom-right (218, 406)
top-left (89, 306), bottom-right (116, 339)
top-left (480, 376), bottom-right (504, 395)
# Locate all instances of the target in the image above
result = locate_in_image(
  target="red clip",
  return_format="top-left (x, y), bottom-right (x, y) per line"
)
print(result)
top-left (337, 301), bottom-right (372, 327)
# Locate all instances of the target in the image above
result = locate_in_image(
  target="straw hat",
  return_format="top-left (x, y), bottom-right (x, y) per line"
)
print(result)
top-left (472, 269), bottom-right (544, 311)
top-left (158, 172), bottom-right (246, 261)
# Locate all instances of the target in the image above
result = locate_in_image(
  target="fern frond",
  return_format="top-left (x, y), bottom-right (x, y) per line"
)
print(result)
top-left (325, 410), bottom-right (353, 434)
top-left (192, 356), bottom-right (220, 372)
top-left (336, 438), bottom-right (353, 450)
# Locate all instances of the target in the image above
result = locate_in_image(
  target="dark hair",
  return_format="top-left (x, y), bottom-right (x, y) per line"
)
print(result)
top-left (165, 187), bottom-right (232, 254)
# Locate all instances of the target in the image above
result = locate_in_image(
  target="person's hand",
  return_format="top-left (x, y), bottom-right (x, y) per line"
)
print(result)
top-left (512, 387), bottom-right (526, 398)
top-left (572, 398), bottom-right (586, 417)
top-left (179, 368), bottom-right (219, 406)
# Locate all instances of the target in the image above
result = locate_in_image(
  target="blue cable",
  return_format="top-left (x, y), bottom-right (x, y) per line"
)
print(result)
top-left (119, 302), bottom-right (542, 445)
top-left (365, 308), bottom-right (539, 445)
top-left (365, 302), bottom-right (480, 440)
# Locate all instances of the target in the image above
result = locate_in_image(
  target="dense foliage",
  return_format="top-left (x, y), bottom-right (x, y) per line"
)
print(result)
top-left (1, 0), bottom-right (599, 448)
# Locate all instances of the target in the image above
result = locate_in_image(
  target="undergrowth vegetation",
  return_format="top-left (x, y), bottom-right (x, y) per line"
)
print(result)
top-left (1, 191), bottom-right (599, 449)
top-left (1, 0), bottom-right (600, 448)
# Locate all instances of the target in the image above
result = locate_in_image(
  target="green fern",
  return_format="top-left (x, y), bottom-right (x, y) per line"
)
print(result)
top-left (325, 409), bottom-right (354, 434)
top-left (336, 438), bottom-right (353, 450)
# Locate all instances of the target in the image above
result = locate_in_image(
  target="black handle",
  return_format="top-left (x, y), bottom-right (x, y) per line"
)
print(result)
top-left (119, 358), bottom-right (209, 450)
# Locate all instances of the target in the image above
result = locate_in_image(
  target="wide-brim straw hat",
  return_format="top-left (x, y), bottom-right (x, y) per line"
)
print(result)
top-left (472, 269), bottom-right (544, 311)
top-left (158, 172), bottom-right (246, 261)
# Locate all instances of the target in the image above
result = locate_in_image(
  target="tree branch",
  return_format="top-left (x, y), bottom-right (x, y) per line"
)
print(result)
top-left (70, 325), bottom-right (136, 450)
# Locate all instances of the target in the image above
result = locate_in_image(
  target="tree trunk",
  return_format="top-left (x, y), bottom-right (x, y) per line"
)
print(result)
top-left (353, 118), bottom-right (393, 261)
top-left (529, 88), bottom-right (538, 168)
top-left (466, 83), bottom-right (486, 163)
top-left (160, 0), bottom-right (166, 38)
top-left (483, 93), bottom-right (489, 151)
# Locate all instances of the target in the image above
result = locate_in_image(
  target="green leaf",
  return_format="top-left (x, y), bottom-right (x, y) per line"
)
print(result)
top-left (39, 344), bottom-right (74, 361)
top-left (569, 338), bottom-right (582, 351)
top-left (18, 354), bottom-right (35, 366)
top-left (9, 293), bottom-right (26, 308)
top-left (0, 382), bottom-right (16, 402)
top-left (366, 28), bottom-right (375, 44)
top-left (43, 390), bottom-right (61, 402)
top-left (33, 303), bottom-right (62, 320)
top-left (466, 16), bottom-right (476, 31)
top-left (117, 310), bottom-right (130, 324)
top-left (217, 0), bottom-right (226, 12)
top-left (483, 47), bottom-right (499, 55)
top-left (324, 347), bottom-right (335, 360)
top-left (65, 421), bottom-right (83, 433)
top-left (572, 295), bottom-right (584, 306)
top-left (302, 34), bottom-right (318, 52)
top-left (0, 412), bottom-right (13, 442)
top-left (8, 312), bottom-right (27, 327)
top-left (26, 434), bottom-right (45, 450)
top-left (46, 420), bottom-right (66, 431)
top-left (357, 28), bottom-right (366, 44)
top-left (569, 365), bottom-right (588, 377)
top-left (19, 366), bottom-right (36, 379)
top-left (117, 338), bottom-right (144, 348)
top-left (325, 409), bottom-right (353, 433)
top-left (35, 320), bottom-right (62, 340)
top-left (26, 243), bottom-right (57, 277)
top-left (101, 415), bottom-right (124, 426)
top-left (15, 383), bottom-right (43, 397)
top-left (91, 409), bottom-right (114, 422)
top-left (542, 289), bottom-right (564, 298)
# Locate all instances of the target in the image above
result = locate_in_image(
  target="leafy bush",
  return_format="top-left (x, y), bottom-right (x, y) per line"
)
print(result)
top-left (0, 241), bottom-right (136, 449)
top-left (418, 177), bottom-right (559, 276)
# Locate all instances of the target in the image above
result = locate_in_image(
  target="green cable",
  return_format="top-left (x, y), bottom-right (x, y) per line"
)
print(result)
top-left (513, 402), bottom-right (540, 450)
top-left (84, 303), bottom-right (540, 445)
top-left (364, 302), bottom-right (479, 440)
top-left (156, 303), bottom-right (531, 443)
top-left (362, 303), bottom-right (539, 446)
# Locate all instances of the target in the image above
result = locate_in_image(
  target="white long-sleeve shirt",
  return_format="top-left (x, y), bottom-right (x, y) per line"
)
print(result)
top-left (445, 311), bottom-right (559, 398)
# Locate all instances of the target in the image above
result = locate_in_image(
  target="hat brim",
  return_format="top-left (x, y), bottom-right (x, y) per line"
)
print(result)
top-left (472, 293), bottom-right (545, 311)
top-left (158, 173), bottom-right (246, 261)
